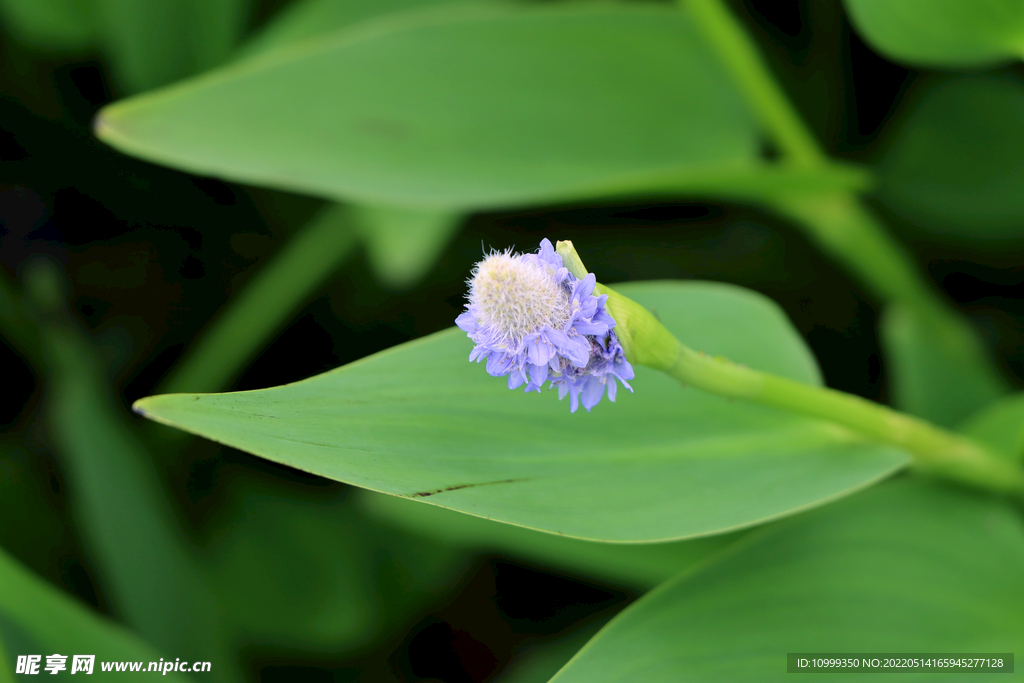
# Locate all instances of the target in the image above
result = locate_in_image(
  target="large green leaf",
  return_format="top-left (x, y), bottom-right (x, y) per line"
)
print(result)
top-left (0, 546), bottom-right (191, 681)
top-left (844, 0), bottom-right (1024, 68)
top-left (877, 76), bottom-right (1024, 243)
top-left (96, 4), bottom-right (757, 209)
top-left (880, 302), bottom-right (1006, 428)
top-left (551, 477), bottom-right (1024, 683)
top-left (242, 1), bottom-right (472, 292)
top-left (359, 490), bottom-right (741, 591)
top-left (241, 0), bottom-right (504, 56)
top-left (134, 281), bottom-right (907, 542)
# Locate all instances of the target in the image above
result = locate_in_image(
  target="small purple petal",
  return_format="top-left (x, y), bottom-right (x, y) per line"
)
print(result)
top-left (455, 310), bottom-right (478, 333)
top-left (529, 362), bottom-right (549, 387)
top-left (580, 377), bottom-right (605, 411)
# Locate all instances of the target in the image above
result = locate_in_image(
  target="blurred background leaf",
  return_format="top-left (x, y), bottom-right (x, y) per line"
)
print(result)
top-left (876, 76), bottom-right (1024, 245)
top-left (880, 302), bottom-right (1007, 427)
top-left (359, 490), bottom-right (743, 592)
top-left (240, 0), bottom-right (510, 57)
top-left (957, 393), bottom-right (1024, 462)
top-left (843, 0), bottom-right (1024, 68)
top-left (96, 3), bottom-right (758, 209)
top-left (0, 545), bottom-right (193, 681)
top-left (92, 0), bottom-right (248, 93)
top-left (551, 477), bottom-right (1024, 683)
top-left (23, 259), bottom-right (232, 679)
top-left (204, 475), bottom-right (472, 653)
top-left (352, 205), bottom-right (462, 290)
top-left (0, 0), bottom-right (93, 49)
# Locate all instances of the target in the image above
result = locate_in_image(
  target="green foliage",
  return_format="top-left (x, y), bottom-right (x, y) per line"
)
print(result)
top-left (240, 0), bottom-right (505, 56)
top-left (551, 478), bottom-right (1024, 682)
top-left (93, 0), bottom-right (248, 92)
top-left (844, 0), bottom-right (1024, 68)
top-left (0, 0), bottom-right (246, 92)
top-left (877, 76), bottom-right (1024, 243)
top-left (239, 0), bottom-right (477, 294)
top-left (0, 546), bottom-right (192, 681)
top-left (205, 477), bottom-right (470, 651)
top-left (359, 490), bottom-right (742, 592)
top-left (958, 394), bottom-right (1024, 462)
top-left (133, 281), bottom-right (907, 542)
top-left (0, 0), bottom-right (94, 48)
top-left (24, 261), bottom-right (231, 679)
top-left (881, 303), bottom-right (1006, 428)
top-left (96, 3), bottom-right (756, 209)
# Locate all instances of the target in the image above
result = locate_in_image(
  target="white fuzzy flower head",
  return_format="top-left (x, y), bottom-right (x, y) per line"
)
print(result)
top-left (456, 239), bottom-right (635, 412)
top-left (467, 251), bottom-right (570, 343)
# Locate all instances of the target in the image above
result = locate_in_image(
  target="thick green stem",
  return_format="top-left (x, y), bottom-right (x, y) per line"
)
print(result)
top-left (556, 240), bottom-right (1024, 494)
top-left (665, 346), bottom-right (1023, 493)
top-left (681, 0), bottom-right (931, 305)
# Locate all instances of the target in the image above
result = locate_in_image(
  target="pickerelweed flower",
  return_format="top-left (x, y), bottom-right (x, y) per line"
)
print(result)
top-left (456, 239), bottom-right (634, 412)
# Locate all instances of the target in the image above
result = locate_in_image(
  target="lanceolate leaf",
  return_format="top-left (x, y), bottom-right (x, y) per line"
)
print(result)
top-left (240, 0), bottom-right (506, 56)
top-left (550, 478), bottom-right (1024, 683)
top-left (134, 281), bottom-right (907, 542)
top-left (96, 4), bottom-right (757, 209)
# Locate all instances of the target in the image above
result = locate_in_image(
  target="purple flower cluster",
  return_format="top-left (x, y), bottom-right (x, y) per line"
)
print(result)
top-left (456, 239), bottom-right (634, 412)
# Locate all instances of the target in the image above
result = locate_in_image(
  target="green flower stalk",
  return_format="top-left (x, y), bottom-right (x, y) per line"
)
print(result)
top-left (555, 240), bottom-right (1024, 494)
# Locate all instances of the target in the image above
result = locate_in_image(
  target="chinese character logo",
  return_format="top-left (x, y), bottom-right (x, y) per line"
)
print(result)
top-left (44, 654), bottom-right (67, 675)
top-left (16, 655), bottom-right (41, 675)
top-left (71, 655), bottom-right (95, 674)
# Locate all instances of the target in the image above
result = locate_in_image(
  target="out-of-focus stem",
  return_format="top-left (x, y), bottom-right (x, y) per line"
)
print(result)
top-left (162, 205), bottom-right (356, 394)
top-left (680, 0), bottom-right (1007, 421)
top-left (684, 0), bottom-right (823, 167)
